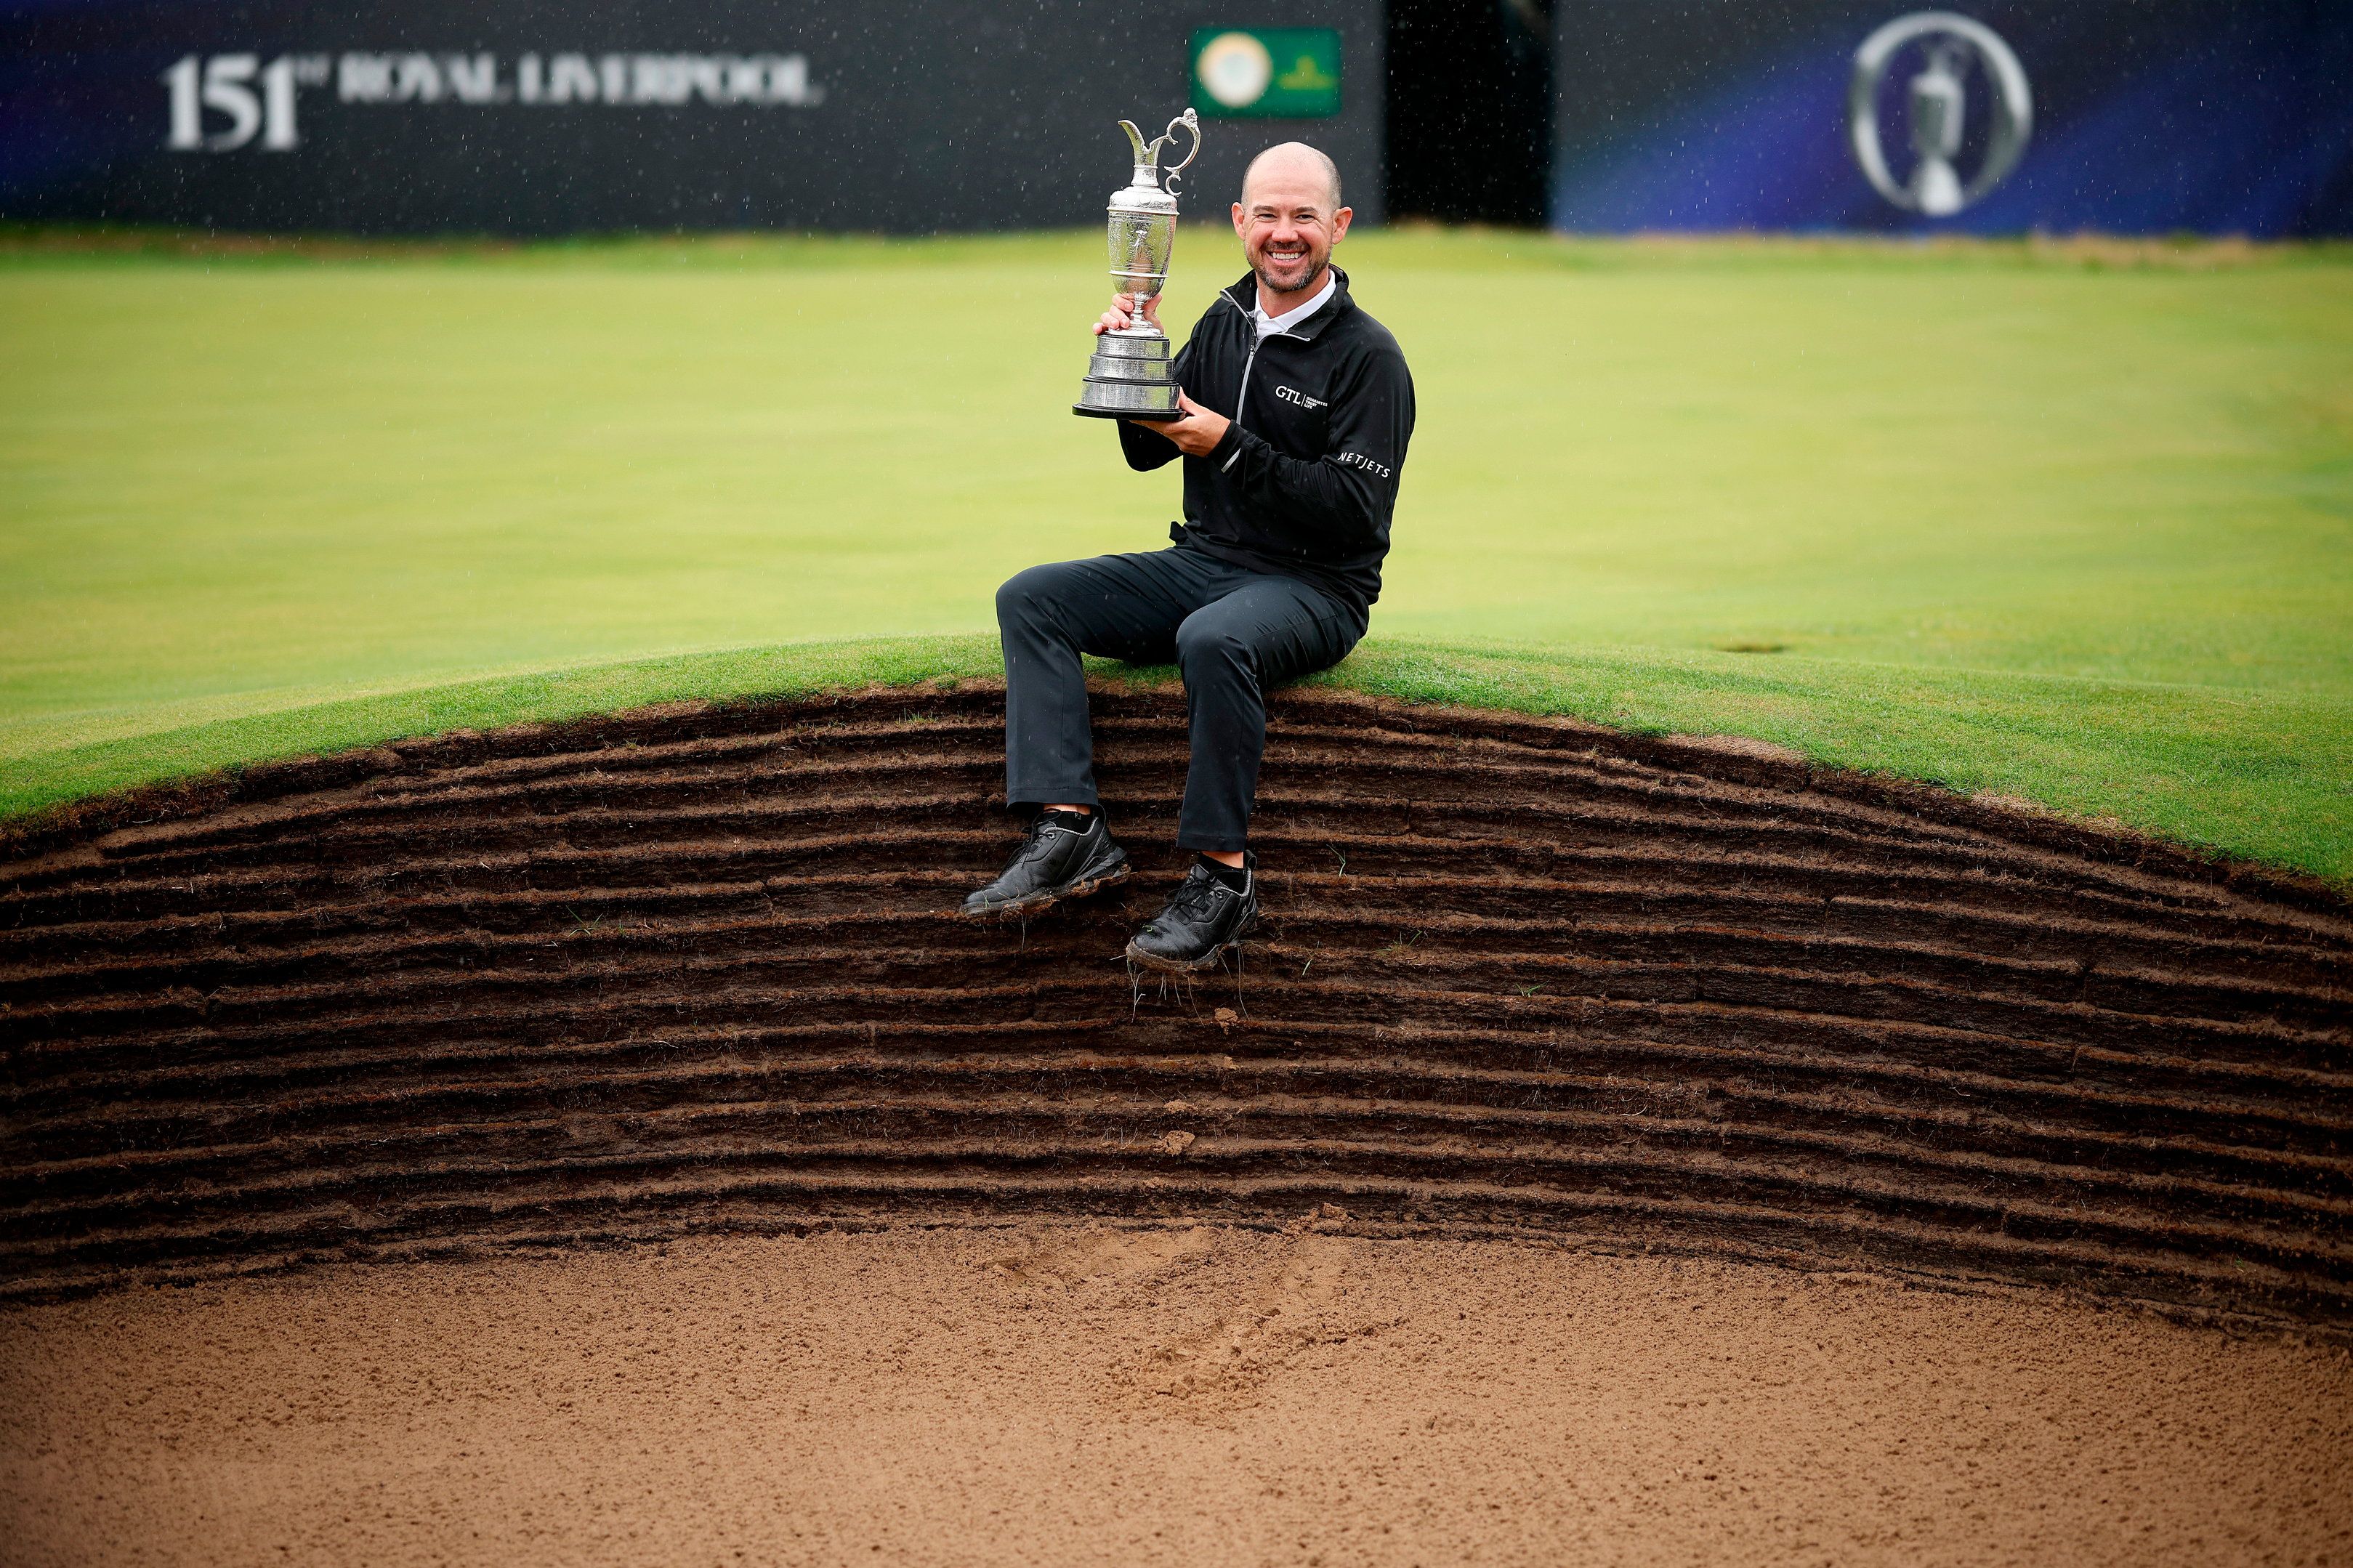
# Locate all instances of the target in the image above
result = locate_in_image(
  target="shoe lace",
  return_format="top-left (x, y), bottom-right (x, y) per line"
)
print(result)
top-left (1006, 812), bottom-right (1073, 868)
top-left (1163, 868), bottom-right (1227, 925)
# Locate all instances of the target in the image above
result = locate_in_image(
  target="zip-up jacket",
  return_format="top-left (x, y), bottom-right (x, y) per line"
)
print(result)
top-left (1117, 265), bottom-right (1414, 614)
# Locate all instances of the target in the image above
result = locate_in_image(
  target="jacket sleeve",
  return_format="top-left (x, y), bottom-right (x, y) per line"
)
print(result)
top-left (1115, 334), bottom-right (1190, 472)
top-left (1203, 341), bottom-right (1414, 549)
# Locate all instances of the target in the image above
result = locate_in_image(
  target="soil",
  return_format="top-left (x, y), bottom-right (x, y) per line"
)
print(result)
top-left (4, 1224), bottom-right (2349, 1567)
top-left (3, 683), bottom-right (2350, 1332)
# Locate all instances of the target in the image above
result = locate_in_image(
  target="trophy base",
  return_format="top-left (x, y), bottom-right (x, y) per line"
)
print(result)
top-left (1074, 328), bottom-right (1179, 419)
top-left (1071, 397), bottom-right (1179, 420)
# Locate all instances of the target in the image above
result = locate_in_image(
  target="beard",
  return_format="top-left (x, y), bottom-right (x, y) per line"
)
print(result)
top-left (1251, 245), bottom-right (1328, 296)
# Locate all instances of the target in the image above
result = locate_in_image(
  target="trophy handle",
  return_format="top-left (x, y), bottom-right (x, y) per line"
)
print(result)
top-left (1157, 109), bottom-right (1203, 195)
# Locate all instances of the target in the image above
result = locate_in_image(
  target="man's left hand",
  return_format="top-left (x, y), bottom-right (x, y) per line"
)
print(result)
top-left (1134, 390), bottom-right (1230, 457)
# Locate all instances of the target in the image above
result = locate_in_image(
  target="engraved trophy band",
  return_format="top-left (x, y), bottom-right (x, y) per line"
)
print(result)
top-left (1074, 109), bottom-right (1202, 419)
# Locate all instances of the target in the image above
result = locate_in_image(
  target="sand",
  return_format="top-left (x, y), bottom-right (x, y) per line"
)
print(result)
top-left (7, 688), bottom-right (2349, 1561)
top-left (4, 1224), bottom-right (2349, 1567)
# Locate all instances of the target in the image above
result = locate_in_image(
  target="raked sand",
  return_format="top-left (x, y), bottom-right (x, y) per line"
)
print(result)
top-left (4, 1224), bottom-right (2348, 1567)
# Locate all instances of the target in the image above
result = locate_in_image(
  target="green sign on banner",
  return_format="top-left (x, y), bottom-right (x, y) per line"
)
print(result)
top-left (1189, 28), bottom-right (1341, 118)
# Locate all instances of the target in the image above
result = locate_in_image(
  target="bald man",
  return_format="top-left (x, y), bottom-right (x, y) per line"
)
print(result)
top-left (964, 142), bottom-right (1416, 971)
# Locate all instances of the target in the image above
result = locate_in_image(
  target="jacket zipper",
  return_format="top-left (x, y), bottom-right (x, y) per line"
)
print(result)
top-left (1218, 294), bottom-right (1259, 426)
top-left (1219, 292), bottom-right (1306, 474)
top-left (1225, 339), bottom-right (1262, 472)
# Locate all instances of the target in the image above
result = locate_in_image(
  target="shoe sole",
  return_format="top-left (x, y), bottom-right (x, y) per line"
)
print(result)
top-left (961, 862), bottom-right (1131, 920)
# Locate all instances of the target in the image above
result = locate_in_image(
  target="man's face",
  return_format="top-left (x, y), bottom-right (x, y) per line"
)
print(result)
top-left (1231, 165), bottom-right (1352, 298)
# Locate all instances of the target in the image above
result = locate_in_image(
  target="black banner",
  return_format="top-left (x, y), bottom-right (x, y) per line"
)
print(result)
top-left (0, 0), bottom-right (1383, 234)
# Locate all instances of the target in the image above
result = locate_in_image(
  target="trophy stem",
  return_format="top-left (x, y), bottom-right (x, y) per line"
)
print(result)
top-left (1123, 288), bottom-right (1163, 336)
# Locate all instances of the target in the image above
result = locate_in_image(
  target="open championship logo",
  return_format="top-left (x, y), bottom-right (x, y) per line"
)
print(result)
top-left (1847, 11), bottom-right (2032, 217)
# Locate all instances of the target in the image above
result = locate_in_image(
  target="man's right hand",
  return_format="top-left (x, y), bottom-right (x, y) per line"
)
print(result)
top-left (1093, 292), bottom-right (1161, 335)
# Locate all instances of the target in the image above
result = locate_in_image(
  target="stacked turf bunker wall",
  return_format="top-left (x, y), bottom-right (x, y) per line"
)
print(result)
top-left (2, 685), bottom-right (2349, 1329)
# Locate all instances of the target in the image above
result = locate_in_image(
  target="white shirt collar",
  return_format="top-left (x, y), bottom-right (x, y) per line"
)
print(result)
top-left (1250, 270), bottom-right (1337, 339)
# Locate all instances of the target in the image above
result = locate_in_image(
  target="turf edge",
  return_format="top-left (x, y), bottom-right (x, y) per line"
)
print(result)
top-left (1, 633), bottom-right (2345, 889)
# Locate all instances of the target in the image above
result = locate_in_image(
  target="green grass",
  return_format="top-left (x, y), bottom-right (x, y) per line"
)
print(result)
top-left (2, 229), bottom-right (2348, 878)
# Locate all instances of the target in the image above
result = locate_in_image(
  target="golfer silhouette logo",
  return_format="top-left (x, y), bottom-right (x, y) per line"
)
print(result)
top-left (1847, 11), bottom-right (2033, 217)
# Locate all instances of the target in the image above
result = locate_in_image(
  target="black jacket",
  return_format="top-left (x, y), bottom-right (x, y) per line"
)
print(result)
top-left (1118, 266), bottom-right (1414, 613)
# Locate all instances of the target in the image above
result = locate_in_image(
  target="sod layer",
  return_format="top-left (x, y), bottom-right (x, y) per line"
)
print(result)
top-left (2, 686), bottom-right (2349, 1330)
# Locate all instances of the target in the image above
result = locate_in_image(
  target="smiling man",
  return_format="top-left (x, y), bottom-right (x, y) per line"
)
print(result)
top-left (963, 142), bottom-right (1416, 972)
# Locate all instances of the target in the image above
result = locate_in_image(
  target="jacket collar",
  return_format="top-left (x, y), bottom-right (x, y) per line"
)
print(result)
top-left (1222, 264), bottom-right (1353, 342)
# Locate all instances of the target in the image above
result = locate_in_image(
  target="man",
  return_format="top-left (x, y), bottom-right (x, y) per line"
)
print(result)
top-left (962, 142), bottom-right (1416, 973)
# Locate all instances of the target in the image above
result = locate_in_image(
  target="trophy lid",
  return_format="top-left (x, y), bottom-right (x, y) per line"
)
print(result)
top-left (1110, 182), bottom-right (1181, 217)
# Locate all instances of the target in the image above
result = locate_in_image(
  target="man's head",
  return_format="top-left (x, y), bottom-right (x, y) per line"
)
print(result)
top-left (1232, 142), bottom-right (1352, 301)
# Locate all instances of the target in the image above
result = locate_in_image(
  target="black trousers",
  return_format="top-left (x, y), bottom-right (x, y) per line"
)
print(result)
top-left (996, 541), bottom-right (1367, 852)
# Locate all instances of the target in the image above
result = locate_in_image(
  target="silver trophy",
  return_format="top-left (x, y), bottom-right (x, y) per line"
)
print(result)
top-left (1073, 109), bottom-right (1202, 419)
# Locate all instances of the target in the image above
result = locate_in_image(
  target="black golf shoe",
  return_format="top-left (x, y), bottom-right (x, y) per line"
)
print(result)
top-left (960, 809), bottom-right (1130, 918)
top-left (1125, 853), bottom-right (1258, 972)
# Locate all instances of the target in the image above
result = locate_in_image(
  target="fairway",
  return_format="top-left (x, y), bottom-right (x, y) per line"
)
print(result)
top-left (2, 230), bottom-right (2349, 876)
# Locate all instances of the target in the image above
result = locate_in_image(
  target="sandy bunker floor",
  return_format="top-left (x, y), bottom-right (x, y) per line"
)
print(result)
top-left (3, 1225), bottom-right (2349, 1567)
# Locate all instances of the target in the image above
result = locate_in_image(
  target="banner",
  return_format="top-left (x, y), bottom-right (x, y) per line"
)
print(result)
top-left (1551, 0), bottom-right (2352, 237)
top-left (0, 0), bottom-right (1382, 234)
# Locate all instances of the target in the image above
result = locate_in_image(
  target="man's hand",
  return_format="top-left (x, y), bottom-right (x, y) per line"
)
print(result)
top-left (1133, 389), bottom-right (1231, 457)
top-left (1094, 291), bottom-right (1162, 336)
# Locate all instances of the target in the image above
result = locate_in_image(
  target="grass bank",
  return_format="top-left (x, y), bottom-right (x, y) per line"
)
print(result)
top-left (3, 632), bottom-right (2343, 885)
